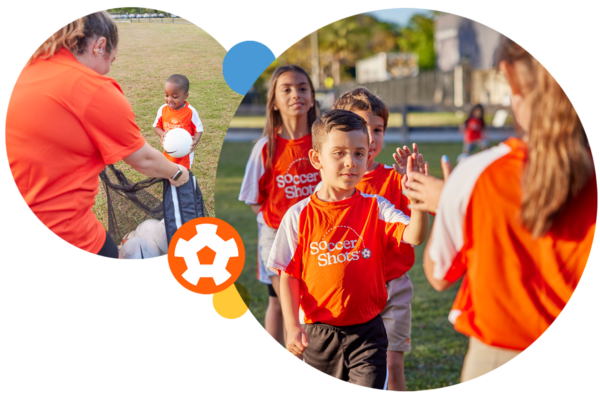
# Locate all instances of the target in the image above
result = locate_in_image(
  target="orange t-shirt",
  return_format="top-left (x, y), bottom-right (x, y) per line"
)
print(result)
top-left (357, 163), bottom-right (415, 281)
top-left (429, 138), bottom-right (597, 350)
top-left (238, 134), bottom-right (320, 229)
top-left (6, 48), bottom-right (146, 254)
top-left (268, 190), bottom-right (413, 326)
top-left (153, 102), bottom-right (202, 169)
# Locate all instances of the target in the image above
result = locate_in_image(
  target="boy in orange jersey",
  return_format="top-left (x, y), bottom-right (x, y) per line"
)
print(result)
top-left (331, 88), bottom-right (427, 391)
top-left (267, 109), bottom-right (429, 389)
top-left (153, 74), bottom-right (203, 169)
top-left (314, 89), bottom-right (427, 389)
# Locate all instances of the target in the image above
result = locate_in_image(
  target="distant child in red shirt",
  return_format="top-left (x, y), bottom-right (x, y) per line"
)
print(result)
top-left (268, 110), bottom-right (429, 389)
top-left (460, 104), bottom-right (489, 158)
top-left (154, 74), bottom-right (203, 170)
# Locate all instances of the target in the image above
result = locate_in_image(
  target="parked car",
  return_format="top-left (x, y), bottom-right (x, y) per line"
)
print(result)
top-left (170, 14), bottom-right (178, 18)
top-left (136, 14), bottom-right (142, 18)
top-left (142, 13), bottom-right (149, 18)
top-left (158, 13), bottom-right (164, 18)
top-left (151, 13), bottom-right (157, 18)
top-left (129, 14), bottom-right (136, 18)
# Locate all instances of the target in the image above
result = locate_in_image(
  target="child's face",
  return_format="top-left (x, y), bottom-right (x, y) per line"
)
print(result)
top-left (274, 72), bottom-right (314, 119)
top-left (310, 129), bottom-right (369, 191)
top-left (473, 108), bottom-right (482, 118)
top-left (352, 110), bottom-right (385, 161)
top-left (164, 82), bottom-right (189, 110)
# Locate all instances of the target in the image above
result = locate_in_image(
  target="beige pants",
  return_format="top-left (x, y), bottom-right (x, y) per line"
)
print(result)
top-left (461, 337), bottom-right (522, 382)
top-left (381, 274), bottom-right (413, 352)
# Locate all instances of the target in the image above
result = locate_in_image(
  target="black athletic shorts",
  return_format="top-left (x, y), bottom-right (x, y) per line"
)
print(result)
top-left (96, 233), bottom-right (119, 393)
top-left (267, 284), bottom-right (277, 298)
top-left (302, 315), bottom-right (388, 389)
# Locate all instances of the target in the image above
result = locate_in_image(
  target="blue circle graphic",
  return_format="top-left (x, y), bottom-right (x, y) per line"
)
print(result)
top-left (223, 41), bottom-right (276, 95)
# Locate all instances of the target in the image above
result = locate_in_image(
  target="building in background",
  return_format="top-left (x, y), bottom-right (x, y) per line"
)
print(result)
top-left (356, 52), bottom-right (419, 84)
top-left (435, 10), bottom-right (600, 71)
top-left (435, 10), bottom-right (600, 106)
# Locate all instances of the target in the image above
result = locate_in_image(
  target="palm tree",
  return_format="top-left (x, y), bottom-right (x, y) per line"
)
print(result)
top-left (318, 17), bottom-right (368, 85)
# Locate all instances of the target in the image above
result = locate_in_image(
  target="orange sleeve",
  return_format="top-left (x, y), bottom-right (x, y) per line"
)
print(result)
top-left (384, 222), bottom-right (412, 256)
top-left (83, 81), bottom-right (146, 165)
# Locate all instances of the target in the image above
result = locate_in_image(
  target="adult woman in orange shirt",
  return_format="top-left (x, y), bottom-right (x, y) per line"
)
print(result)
top-left (404, 37), bottom-right (596, 381)
top-left (6, 12), bottom-right (189, 258)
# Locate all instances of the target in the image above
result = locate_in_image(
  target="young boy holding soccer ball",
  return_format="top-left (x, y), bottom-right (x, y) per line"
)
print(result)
top-left (154, 74), bottom-right (203, 170)
top-left (153, 75), bottom-right (204, 243)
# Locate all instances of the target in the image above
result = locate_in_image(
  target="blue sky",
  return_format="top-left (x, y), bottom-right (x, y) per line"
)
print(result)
top-left (366, 8), bottom-right (431, 26)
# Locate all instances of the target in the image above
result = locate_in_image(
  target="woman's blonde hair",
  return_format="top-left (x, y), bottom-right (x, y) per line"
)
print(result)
top-left (496, 37), bottom-right (593, 237)
top-left (30, 11), bottom-right (118, 63)
top-left (262, 65), bottom-right (320, 171)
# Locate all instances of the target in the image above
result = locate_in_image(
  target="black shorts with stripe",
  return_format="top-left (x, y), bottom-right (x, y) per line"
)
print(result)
top-left (302, 315), bottom-right (388, 389)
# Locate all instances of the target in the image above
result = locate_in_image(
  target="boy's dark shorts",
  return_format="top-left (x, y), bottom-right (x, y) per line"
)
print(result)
top-left (302, 315), bottom-right (388, 389)
top-left (267, 284), bottom-right (277, 298)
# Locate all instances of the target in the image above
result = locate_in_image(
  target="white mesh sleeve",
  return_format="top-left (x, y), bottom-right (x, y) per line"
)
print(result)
top-left (266, 197), bottom-right (310, 274)
top-left (430, 143), bottom-right (511, 280)
top-left (153, 104), bottom-right (166, 128)
top-left (239, 137), bottom-right (268, 205)
top-left (188, 105), bottom-right (203, 133)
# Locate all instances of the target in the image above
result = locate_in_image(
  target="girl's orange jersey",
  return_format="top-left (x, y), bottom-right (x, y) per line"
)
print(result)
top-left (6, 48), bottom-right (146, 254)
top-left (268, 190), bottom-right (413, 326)
top-left (356, 163), bottom-right (415, 281)
top-left (429, 138), bottom-right (597, 350)
top-left (153, 102), bottom-right (202, 169)
top-left (239, 133), bottom-right (320, 229)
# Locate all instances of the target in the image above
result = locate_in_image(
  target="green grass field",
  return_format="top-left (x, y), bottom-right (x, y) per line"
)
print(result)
top-left (93, 23), bottom-right (243, 227)
top-left (214, 140), bottom-right (491, 390)
top-left (230, 112), bottom-right (511, 129)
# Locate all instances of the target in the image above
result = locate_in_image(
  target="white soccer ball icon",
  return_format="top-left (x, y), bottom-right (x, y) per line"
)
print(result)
top-left (175, 223), bottom-right (238, 286)
top-left (163, 128), bottom-right (192, 158)
top-left (361, 248), bottom-right (372, 259)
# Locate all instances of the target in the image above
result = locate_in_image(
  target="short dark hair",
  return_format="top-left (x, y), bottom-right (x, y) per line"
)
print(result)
top-left (332, 87), bottom-right (390, 131)
top-left (166, 74), bottom-right (190, 93)
top-left (311, 109), bottom-right (368, 152)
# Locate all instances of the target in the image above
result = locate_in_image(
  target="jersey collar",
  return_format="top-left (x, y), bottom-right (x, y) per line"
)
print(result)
top-left (275, 131), bottom-right (312, 144)
top-left (504, 137), bottom-right (527, 151)
top-left (363, 163), bottom-right (385, 179)
top-left (310, 188), bottom-right (362, 209)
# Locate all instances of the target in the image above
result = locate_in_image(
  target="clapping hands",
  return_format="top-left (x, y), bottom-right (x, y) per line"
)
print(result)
top-left (403, 155), bottom-right (453, 213)
top-left (394, 143), bottom-right (429, 176)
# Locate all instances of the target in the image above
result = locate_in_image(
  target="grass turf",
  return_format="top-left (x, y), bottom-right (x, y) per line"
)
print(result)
top-left (213, 140), bottom-right (498, 390)
top-left (230, 112), bottom-right (511, 129)
top-left (92, 23), bottom-right (243, 227)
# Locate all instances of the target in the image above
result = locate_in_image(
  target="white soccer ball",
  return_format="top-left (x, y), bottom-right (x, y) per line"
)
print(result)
top-left (163, 128), bottom-right (192, 158)
top-left (154, 219), bottom-right (168, 255)
top-left (135, 219), bottom-right (161, 241)
top-left (121, 230), bottom-right (136, 245)
top-left (119, 237), bottom-right (160, 258)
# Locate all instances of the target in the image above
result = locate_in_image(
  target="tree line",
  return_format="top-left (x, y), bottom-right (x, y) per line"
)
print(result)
top-left (257, 11), bottom-right (438, 91)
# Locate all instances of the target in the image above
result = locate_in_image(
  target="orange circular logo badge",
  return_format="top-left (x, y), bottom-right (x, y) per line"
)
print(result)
top-left (167, 217), bottom-right (245, 294)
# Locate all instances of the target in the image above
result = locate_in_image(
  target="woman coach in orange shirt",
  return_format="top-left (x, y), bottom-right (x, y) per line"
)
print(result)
top-left (6, 12), bottom-right (189, 258)
top-left (405, 37), bottom-right (596, 381)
